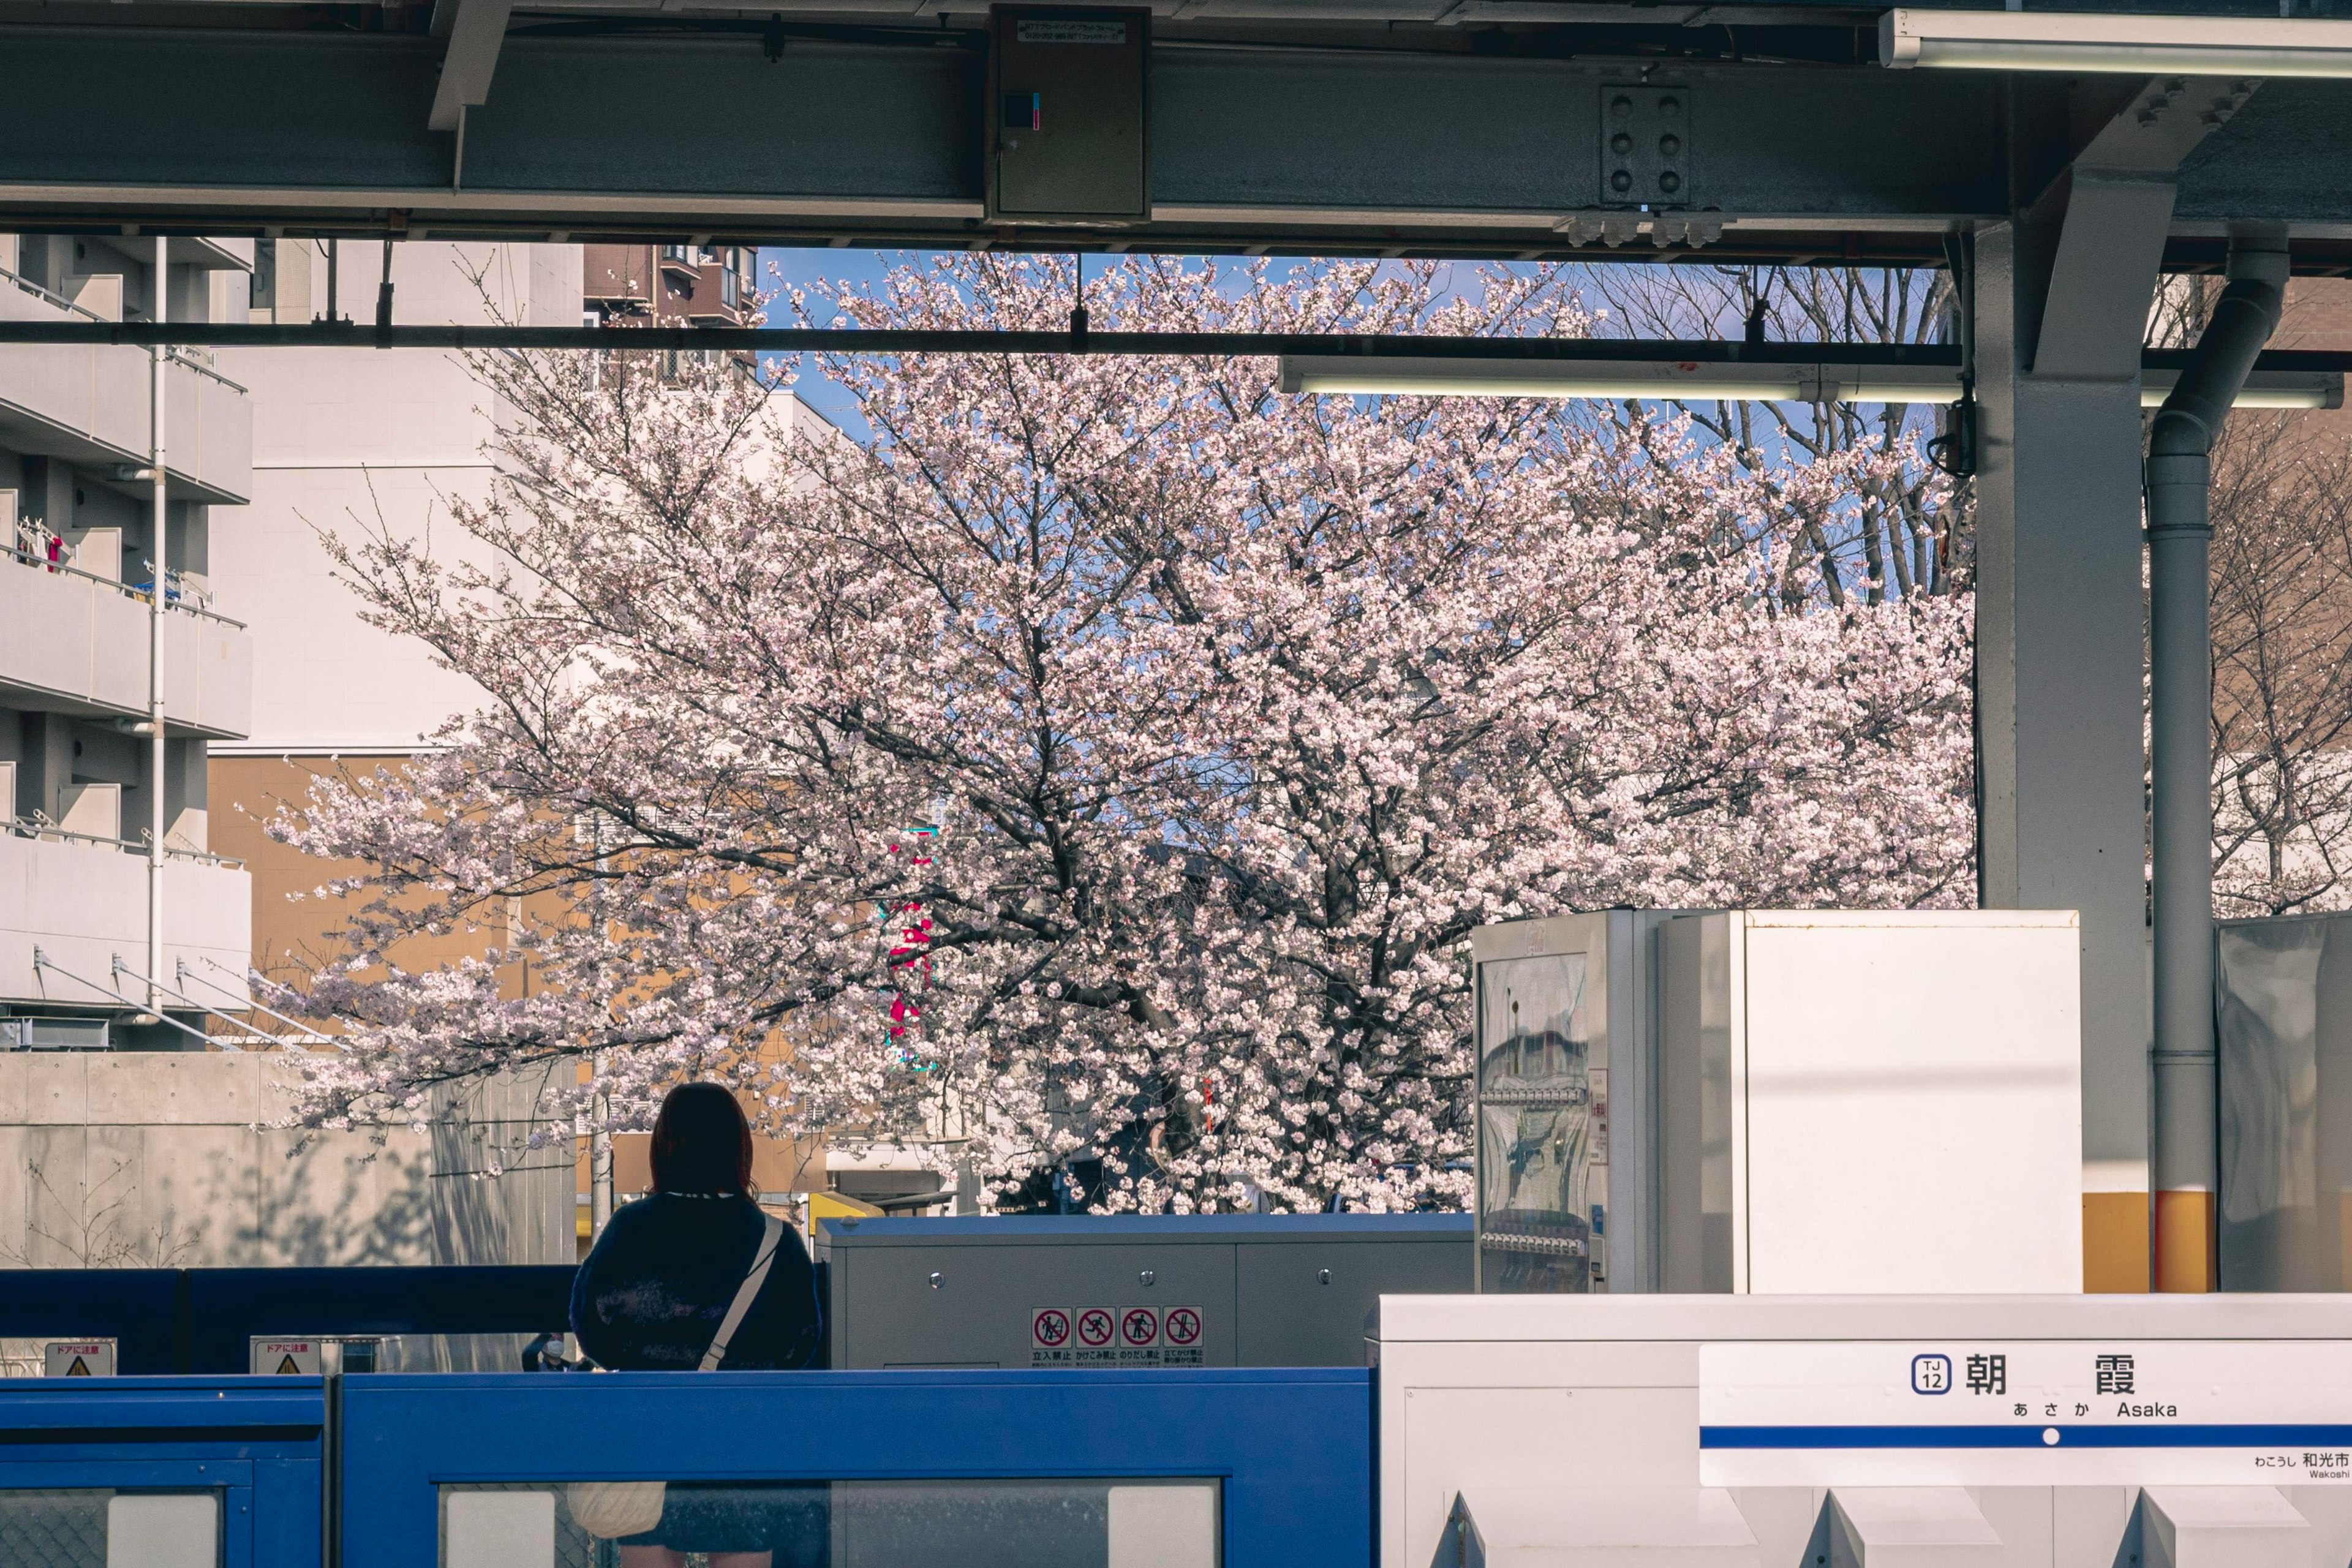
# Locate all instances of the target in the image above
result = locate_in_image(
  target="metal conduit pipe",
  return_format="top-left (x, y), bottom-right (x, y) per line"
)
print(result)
top-left (2144, 222), bottom-right (2290, 1292)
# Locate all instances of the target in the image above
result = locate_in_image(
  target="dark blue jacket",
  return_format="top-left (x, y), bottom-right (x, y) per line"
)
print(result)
top-left (570, 1193), bottom-right (823, 1371)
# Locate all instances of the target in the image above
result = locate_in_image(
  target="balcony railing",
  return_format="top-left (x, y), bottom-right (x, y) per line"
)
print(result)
top-left (0, 829), bottom-right (253, 1008)
top-left (0, 263), bottom-right (247, 393)
top-left (0, 265), bottom-right (254, 505)
top-left (2, 811), bottom-right (244, 868)
top-left (0, 541), bottom-right (255, 737)
top-left (3, 540), bottom-right (246, 628)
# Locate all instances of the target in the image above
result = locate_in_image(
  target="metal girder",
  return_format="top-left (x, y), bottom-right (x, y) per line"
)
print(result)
top-left (428, 0), bottom-right (517, 134)
top-left (2034, 75), bottom-right (2257, 379)
top-left (2, 23), bottom-right (2350, 259)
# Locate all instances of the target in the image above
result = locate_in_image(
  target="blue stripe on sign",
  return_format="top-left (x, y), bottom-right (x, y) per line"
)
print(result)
top-left (1702, 1425), bottom-right (2352, 1449)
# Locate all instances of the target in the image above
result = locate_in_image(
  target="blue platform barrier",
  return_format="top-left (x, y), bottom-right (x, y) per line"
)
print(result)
top-left (0, 1368), bottom-right (1371, 1566)
top-left (0, 1269), bottom-right (186, 1373)
top-left (183, 1266), bottom-right (573, 1373)
top-left (0, 1377), bottom-right (326, 1568)
top-left (0, 1267), bottom-right (575, 1373)
top-left (340, 1368), bottom-right (1372, 1568)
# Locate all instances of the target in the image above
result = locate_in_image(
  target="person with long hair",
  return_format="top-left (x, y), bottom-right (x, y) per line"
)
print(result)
top-left (570, 1082), bottom-right (824, 1567)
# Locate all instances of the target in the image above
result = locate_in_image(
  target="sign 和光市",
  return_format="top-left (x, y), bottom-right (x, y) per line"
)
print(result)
top-left (1700, 1341), bottom-right (2352, 1486)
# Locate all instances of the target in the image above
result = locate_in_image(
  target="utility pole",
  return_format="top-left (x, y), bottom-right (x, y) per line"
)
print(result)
top-left (146, 235), bottom-right (168, 1023)
top-left (589, 811), bottom-right (613, 1237)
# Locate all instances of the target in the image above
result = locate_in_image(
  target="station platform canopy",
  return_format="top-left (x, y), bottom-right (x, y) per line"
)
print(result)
top-left (1, 0), bottom-right (2350, 268)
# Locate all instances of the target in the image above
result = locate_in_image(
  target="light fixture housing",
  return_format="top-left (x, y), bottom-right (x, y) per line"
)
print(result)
top-left (1278, 356), bottom-right (2342, 410)
top-left (1276, 355), bottom-right (1953, 404)
top-left (1880, 8), bottom-right (2352, 76)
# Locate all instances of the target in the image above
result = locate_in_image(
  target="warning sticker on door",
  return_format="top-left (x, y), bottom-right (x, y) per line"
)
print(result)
top-left (1028, 1306), bottom-right (1205, 1366)
top-left (1163, 1306), bottom-right (1204, 1365)
top-left (1118, 1306), bottom-right (1160, 1365)
top-left (250, 1338), bottom-right (322, 1376)
top-left (43, 1340), bottom-right (115, 1378)
top-left (1074, 1306), bottom-right (1118, 1366)
top-left (1031, 1308), bottom-right (1074, 1366)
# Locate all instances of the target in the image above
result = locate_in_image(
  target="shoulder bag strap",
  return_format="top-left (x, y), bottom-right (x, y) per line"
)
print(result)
top-left (699, 1212), bottom-right (786, 1372)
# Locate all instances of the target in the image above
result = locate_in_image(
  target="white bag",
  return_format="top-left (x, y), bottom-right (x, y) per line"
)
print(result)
top-left (564, 1480), bottom-right (668, 1540)
top-left (564, 1213), bottom-right (786, 1540)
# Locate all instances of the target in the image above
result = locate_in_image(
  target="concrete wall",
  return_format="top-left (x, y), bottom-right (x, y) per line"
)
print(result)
top-left (0, 1052), bottom-right (571, 1267)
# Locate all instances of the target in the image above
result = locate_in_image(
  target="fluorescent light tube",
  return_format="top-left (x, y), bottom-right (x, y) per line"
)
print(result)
top-left (1880, 8), bottom-right (2352, 76)
top-left (2145, 370), bottom-right (2343, 410)
top-left (1280, 356), bottom-right (2343, 409)
top-left (1280, 356), bottom-right (1942, 404)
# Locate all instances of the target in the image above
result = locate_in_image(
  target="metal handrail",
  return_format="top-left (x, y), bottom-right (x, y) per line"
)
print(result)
top-left (0, 264), bottom-right (250, 393)
top-left (2, 541), bottom-right (249, 628)
top-left (1, 261), bottom-right (110, 324)
top-left (28, 947), bottom-right (229, 1049)
top-left (2, 813), bottom-right (246, 869)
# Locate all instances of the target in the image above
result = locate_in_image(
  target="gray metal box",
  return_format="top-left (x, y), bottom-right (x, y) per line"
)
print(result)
top-left (817, 1215), bottom-right (1470, 1369)
top-left (989, 7), bottom-right (1149, 221)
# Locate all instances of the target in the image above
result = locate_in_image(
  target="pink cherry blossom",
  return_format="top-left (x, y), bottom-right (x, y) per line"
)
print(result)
top-left (263, 257), bottom-right (1973, 1213)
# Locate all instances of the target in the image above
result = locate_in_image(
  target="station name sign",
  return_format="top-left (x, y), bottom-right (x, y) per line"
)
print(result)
top-left (1700, 1341), bottom-right (2352, 1486)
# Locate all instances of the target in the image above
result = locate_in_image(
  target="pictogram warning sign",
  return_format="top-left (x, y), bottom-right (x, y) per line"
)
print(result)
top-left (249, 1338), bottom-right (322, 1376)
top-left (42, 1340), bottom-right (115, 1378)
top-left (1030, 1307), bottom-right (1077, 1365)
top-left (1162, 1305), bottom-right (1204, 1364)
top-left (1030, 1305), bottom-right (1207, 1366)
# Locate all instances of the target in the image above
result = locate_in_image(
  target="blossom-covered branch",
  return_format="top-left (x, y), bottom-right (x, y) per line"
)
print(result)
top-left (266, 257), bottom-right (1975, 1212)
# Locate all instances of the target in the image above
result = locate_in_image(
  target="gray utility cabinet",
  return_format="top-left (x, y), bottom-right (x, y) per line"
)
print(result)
top-left (816, 1214), bottom-right (1471, 1369)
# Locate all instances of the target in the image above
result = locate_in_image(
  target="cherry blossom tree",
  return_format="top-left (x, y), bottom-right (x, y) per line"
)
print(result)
top-left (2208, 410), bottom-right (2352, 917)
top-left (266, 256), bottom-right (1974, 1213)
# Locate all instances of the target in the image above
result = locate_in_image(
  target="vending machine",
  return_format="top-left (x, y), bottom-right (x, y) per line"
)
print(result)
top-left (1468, 911), bottom-right (1677, 1294)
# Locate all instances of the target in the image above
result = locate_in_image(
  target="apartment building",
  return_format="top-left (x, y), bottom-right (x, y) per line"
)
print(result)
top-left (584, 243), bottom-right (758, 330)
top-left (0, 239), bottom-right (582, 1270)
top-left (204, 241), bottom-right (836, 1249)
top-left (0, 233), bottom-right (256, 1052)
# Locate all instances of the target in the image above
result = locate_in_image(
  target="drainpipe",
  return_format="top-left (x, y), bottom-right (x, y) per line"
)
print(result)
top-left (148, 235), bottom-right (168, 1027)
top-left (2145, 222), bottom-right (2288, 1292)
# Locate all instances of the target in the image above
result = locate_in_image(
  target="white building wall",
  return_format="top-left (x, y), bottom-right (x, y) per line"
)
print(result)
top-left (211, 243), bottom-right (585, 753)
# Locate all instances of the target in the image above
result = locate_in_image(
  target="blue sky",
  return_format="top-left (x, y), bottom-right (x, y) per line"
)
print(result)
top-left (756, 246), bottom-right (1557, 437)
top-left (758, 247), bottom-right (908, 437)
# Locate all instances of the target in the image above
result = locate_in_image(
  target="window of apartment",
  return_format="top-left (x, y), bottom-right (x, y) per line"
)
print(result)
top-left (722, 266), bottom-right (739, 309)
top-left (251, 241), bottom-right (277, 311)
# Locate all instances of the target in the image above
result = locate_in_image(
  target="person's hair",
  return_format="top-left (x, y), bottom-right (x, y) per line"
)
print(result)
top-left (647, 1082), bottom-right (756, 1196)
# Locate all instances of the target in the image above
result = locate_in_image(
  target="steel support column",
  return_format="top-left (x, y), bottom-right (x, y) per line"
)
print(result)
top-left (1973, 78), bottom-right (2250, 1291)
top-left (1973, 219), bottom-right (2162, 1292)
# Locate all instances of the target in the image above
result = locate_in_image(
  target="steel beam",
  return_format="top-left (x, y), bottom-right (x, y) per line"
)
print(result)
top-left (0, 20), bottom-right (2348, 255)
top-left (428, 0), bottom-right (516, 134)
top-left (0, 27), bottom-right (2160, 249)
